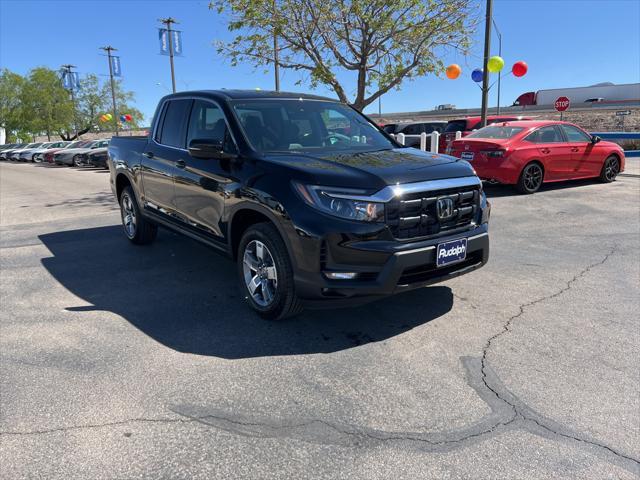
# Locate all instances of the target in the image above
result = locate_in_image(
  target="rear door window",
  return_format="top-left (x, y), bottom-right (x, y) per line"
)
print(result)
top-left (525, 125), bottom-right (564, 143)
top-left (158, 99), bottom-right (192, 148)
top-left (400, 124), bottom-right (422, 135)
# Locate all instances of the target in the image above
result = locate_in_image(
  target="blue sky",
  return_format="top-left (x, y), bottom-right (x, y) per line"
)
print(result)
top-left (1, 0), bottom-right (639, 123)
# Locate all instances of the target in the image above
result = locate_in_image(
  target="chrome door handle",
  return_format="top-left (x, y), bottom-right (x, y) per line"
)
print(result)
top-left (143, 151), bottom-right (154, 159)
top-left (541, 148), bottom-right (551, 154)
top-left (176, 159), bottom-right (186, 168)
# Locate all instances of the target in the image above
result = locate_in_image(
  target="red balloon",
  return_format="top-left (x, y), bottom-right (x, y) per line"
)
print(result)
top-left (124, 114), bottom-right (132, 122)
top-left (512, 61), bottom-right (528, 77)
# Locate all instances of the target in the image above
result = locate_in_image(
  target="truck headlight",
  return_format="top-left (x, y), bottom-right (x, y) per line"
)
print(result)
top-left (293, 182), bottom-right (384, 222)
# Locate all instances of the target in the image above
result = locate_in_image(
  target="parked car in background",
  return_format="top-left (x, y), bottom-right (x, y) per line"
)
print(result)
top-left (448, 120), bottom-right (625, 193)
top-left (76, 141), bottom-right (110, 168)
top-left (1, 144), bottom-right (27, 161)
top-left (441, 115), bottom-right (533, 153)
top-left (18, 142), bottom-right (54, 162)
top-left (45, 140), bottom-right (83, 163)
top-left (8, 143), bottom-right (43, 161)
top-left (53, 139), bottom-right (109, 166)
top-left (32, 141), bottom-right (70, 162)
top-left (0, 144), bottom-right (21, 160)
top-left (435, 104), bottom-right (455, 110)
top-left (383, 121), bottom-right (447, 149)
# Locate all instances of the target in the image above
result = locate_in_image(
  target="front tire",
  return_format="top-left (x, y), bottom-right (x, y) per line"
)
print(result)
top-left (516, 162), bottom-right (544, 194)
top-left (599, 155), bottom-right (620, 183)
top-left (119, 186), bottom-right (157, 245)
top-left (73, 155), bottom-right (83, 167)
top-left (237, 223), bottom-right (303, 320)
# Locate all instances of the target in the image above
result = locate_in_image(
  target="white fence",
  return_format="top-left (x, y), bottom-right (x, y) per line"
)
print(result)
top-left (390, 130), bottom-right (462, 153)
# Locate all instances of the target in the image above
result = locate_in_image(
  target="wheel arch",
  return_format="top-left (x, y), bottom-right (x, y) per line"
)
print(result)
top-left (228, 204), bottom-right (296, 266)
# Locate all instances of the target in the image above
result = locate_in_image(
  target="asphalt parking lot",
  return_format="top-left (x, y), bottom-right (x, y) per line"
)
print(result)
top-left (0, 160), bottom-right (638, 479)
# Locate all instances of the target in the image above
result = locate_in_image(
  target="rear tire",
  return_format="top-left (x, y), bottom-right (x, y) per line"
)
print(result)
top-left (237, 222), bottom-right (303, 320)
top-left (599, 155), bottom-right (620, 183)
top-left (119, 186), bottom-right (157, 245)
top-left (516, 162), bottom-right (544, 194)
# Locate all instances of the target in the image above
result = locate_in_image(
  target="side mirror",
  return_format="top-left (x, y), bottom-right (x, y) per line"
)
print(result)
top-left (591, 135), bottom-right (601, 144)
top-left (188, 138), bottom-right (236, 160)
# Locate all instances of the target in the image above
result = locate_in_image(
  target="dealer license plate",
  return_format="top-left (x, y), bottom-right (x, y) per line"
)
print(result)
top-left (460, 151), bottom-right (474, 161)
top-left (436, 238), bottom-right (468, 267)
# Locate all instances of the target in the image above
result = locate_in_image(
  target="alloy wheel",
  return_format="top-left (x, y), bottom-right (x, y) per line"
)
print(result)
top-left (523, 164), bottom-right (543, 192)
top-left (604, 157), bottom-right (620, 181)
top-left (243, 240), bottom-right (278, 307)
top-left (120, 193), bottom-right (137, 239)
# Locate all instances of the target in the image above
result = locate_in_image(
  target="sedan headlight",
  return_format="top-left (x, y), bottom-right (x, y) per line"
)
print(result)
top-left (293, 182), bottom-right (384, 222)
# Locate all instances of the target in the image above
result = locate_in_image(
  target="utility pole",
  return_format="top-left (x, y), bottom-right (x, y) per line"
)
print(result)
top-left (100, 46), bottom-right (119, 137)
top-left (480, 0), bottom-right (493, 127)
top-left (61, 64), bottom-right (78, 140)
top-left (159, 17), bottom-right (178, 93)
top-left (492, 18), bottom-right (502, 116)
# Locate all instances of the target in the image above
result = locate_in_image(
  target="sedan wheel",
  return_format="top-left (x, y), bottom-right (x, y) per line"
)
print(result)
top-left (517, 162), bottom-right (544, 194)
top-left (73, 156), bottom-right (82, 167)
top-left (600, 156), bottom-right (620, 183)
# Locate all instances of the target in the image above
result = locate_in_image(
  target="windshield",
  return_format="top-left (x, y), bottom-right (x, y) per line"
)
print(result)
top-left (467, 126), bottom-right (525, 139)
top-left (231, 99), bottom-right (394, 154)
top-left (444, 120), bottom-right (468, 133)
top-left (65, 141), bottom-right (84, 148)
top-left (26, 143), bottom-right (42, 148)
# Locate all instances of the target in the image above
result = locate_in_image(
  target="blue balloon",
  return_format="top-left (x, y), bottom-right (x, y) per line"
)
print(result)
top-left (120, 115), bottom-right (127, 122)
top-left (471, 68), bottom-right (484, 83)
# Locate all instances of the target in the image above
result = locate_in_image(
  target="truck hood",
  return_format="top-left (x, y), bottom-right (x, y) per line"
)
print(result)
top-left (263, 148), bottom-right (476, 190)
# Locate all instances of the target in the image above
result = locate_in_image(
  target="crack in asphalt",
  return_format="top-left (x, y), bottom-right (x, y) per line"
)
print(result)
top-left (478, 245), bottom-right (640, 470)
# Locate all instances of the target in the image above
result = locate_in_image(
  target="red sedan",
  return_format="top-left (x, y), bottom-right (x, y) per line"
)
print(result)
top-left (448, 121), bottom-right (625, 193)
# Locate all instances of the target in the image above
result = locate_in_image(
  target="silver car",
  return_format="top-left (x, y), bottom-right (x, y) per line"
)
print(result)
top-left (53, 140), bottom-right (109, 166)
top-left (9, 143), bottom-right (43, 161)
top-left (31, 141), bottom-right (70, 163)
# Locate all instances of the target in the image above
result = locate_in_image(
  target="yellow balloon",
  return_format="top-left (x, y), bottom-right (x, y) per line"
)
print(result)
top-left (487, 55), bottom-right (505, 73)
top-left (105, 113), bottom-right (113, 121)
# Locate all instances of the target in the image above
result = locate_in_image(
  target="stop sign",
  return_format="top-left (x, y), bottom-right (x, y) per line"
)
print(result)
top-left (555, 96), bottom-right (570, 112)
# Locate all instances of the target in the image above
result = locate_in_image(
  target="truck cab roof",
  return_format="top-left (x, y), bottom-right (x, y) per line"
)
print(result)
top-left (161, 89), bottom-right (338, 103)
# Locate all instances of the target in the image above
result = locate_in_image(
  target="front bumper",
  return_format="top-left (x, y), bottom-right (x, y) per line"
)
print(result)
top-left (293, 224), bottom-right (489, 307)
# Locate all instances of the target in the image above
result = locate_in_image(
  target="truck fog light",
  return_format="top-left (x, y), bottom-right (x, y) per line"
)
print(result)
top-left (324, 272), bottom-right (358, 280)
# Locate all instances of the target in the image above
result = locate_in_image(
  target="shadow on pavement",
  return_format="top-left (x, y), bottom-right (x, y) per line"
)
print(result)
top-left (39, 226), bottom-right (453, 359)
top-left (483, 178), bottom-right (603, 198)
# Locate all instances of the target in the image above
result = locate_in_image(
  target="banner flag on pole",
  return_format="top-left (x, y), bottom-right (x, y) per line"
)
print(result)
top-left (159, 28), bottom-right (183, 56)
top-left (172, 30), bottom-right (183, 56)
top-left (111, 56), bottom-right (122, 77)
top-left (61, 71), bottom-right (81, 90)
top-left (159, 28), bottom-right (169, 55)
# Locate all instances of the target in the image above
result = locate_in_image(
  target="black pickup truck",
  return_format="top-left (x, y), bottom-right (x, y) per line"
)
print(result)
top-left (108, 90), bottom-right (490, 319)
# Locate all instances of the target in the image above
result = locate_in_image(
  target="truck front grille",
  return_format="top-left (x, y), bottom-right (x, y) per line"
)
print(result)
top-left (386, 186), bottom-right (480, 240)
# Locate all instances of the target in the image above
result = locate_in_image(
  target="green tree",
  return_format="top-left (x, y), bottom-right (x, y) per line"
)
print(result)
top-left (0, 69), bottom-right (26, 141)
top-left (211, 0), bottom-right (476, 111)
top-left (20, 67), bottom-right (75, 140)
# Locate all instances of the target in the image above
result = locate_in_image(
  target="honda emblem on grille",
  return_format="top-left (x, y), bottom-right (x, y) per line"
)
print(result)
top-left (436, 197), bottom-right (455, 220)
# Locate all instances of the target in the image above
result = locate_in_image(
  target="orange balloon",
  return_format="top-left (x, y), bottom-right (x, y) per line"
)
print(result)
top-left (446, 64), bottom-right (461, 80)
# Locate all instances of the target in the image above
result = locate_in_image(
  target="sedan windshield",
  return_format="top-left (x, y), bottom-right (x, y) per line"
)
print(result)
top-left (467, 126), bottom-right (524, 139)
top-left (231, 99), bottom-right (394, 154)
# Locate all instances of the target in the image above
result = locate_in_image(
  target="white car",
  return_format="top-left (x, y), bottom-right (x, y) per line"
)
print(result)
top-left (31, 141), bottom-right (71, 162)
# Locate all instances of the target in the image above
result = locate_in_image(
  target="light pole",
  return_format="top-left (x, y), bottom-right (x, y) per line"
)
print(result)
top-left (100, 46), bottom-right (119, 137)
top-left (480, 0), bottom-right (493, 127)
top-left (61, 64), bottom-right (78, 140)
top-left (159, 17), bottom-right (178, 93)
top-left (492, 18), bottom-right (502, 115)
